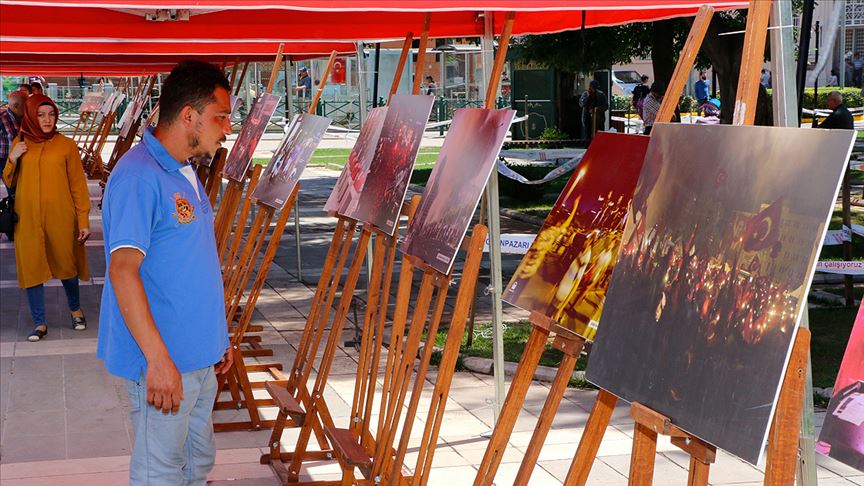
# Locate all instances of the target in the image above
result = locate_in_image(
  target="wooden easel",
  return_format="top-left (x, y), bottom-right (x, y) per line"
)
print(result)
top-left (103, 75), bottom-right (157, 179)
top-left (214, 51), bottom-right (282, 260)
top-left (562, 3), bottom-right (788, 484)
top-left (213, 184), bottom-right (299, 432)
top-left (324, 224), bottom-right (488, 486)
top-left (83, 78), bottom-right (131, 179)
top-left (213, 51), bottom-right (341, 431)
top-left (78, 78), bottom-right (128, 166)
top-left (472, 6), bottom-right (718, 485)
top-left (259, 32), bottom-right (424, 481)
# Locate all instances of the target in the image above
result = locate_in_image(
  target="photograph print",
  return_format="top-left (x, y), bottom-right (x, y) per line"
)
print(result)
top-left (401, 108), bottom-right (516, 274)
top-left (223, 93), bottom-right (281, 182)
top-left (252, 113), bottom-right (331, 210)
top-left (502, 132), bottom-right (649, 340)
top-left (324, 106), bottom-right (388, 216)
top-left (585, 123), bottom-right (854, 465)
top-left (347, 94), bottom-right (434, 235)
top-left (817, 303), bottom-right (864, 472)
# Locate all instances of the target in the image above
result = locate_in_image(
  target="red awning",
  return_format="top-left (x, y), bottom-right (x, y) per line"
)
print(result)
top-left (1, 1), bottom-right (747, 42)
top-left (0, 40), bottom-right (356, 57)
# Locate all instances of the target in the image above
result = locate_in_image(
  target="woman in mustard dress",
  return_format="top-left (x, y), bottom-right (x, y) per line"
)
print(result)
top-left (3, 94), bottom-right (91, 341)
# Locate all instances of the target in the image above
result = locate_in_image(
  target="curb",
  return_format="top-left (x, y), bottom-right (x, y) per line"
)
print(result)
top-left (462, 356), bottom-right (586, 383)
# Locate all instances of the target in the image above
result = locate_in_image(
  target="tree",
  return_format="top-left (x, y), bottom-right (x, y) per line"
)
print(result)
top-left (511, 7), bottom-right (775, 129)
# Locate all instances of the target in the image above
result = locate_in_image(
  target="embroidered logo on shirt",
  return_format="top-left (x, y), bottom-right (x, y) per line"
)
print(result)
top-left (172, 193), bottom-right (195, 224)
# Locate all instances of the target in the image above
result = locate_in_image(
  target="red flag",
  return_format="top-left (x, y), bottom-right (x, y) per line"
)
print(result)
top-left (742, 198), bottom-right (782, 252)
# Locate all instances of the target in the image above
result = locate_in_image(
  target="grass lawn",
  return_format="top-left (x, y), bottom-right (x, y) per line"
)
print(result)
top-left (252, 147), bottom-right (441, 173)
top-left (429, 301), bottom-right (857, 394)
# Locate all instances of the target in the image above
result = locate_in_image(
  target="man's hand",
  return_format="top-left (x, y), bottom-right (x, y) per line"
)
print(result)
top-left (146, 353), bottom-right (183, 414)
top-left (214, 346), bottom-right (234, 375)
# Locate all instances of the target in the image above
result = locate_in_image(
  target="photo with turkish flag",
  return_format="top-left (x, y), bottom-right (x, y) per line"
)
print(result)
top-left (586, 123), bottom-right (854, 465)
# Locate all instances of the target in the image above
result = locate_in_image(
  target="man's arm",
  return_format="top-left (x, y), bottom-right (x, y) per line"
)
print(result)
top-left (109, 248), bottom-right (183, 414)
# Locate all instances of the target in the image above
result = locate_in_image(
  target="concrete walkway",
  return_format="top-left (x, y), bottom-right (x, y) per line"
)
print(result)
top-left (1, 153), bottom-right (862, 485)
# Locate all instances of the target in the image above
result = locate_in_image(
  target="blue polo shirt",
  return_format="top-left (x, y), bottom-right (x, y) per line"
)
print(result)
top-left (97, 129), bottom-right (228, 381)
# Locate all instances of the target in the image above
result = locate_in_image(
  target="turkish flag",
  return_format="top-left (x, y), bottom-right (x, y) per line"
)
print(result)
top-left (742, 198), bottom-right (783, 253)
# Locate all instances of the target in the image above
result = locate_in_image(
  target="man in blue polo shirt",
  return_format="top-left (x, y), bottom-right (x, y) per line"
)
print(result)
top-left (98, 60), bottom-right (233, 485)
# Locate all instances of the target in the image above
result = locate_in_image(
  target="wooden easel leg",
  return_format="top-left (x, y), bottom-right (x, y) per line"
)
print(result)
top-left (473, 324), bottom-right (549, 486)
top-left (513, 335), bottom-right (584, 486)
top-left (764, 329), bottom-right (810, 485)
top-left (629, 421), bottom-right (658, 486)
top-left (564, 389), bottom-right (618, 486)
top-left (687, 457), bottom-right (709, 486)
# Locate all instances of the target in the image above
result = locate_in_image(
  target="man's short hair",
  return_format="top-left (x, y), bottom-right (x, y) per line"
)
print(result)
top-left (159, 60), bottom-right (230, 125)
top-left (30, 82), bottom-right (43, 91)
top-left (641, 75), bottom-right (649, 82)
top-left (828, 90), bottom-right (843, 103)
top-left (19, 83), bottom-right (31, 93)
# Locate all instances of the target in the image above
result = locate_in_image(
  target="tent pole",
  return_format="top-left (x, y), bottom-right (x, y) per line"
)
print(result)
top-left (771, 1), bottom-right (816, 484)
top-left (356, 42), bottom-right (368, 129)
top-left (481, 10), bottom-right (506, 423)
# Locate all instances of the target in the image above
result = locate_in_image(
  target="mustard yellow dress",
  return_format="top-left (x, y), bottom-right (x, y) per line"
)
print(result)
top-left (2, 134), bottom-right (90, 288)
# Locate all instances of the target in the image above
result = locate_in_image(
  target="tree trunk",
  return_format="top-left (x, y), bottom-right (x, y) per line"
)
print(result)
top-left (700, 16), bottom-right (773, 125)
top-left (650, 19), bottom-right (680, 87)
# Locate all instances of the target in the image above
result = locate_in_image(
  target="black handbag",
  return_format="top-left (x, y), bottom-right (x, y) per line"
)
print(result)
top-left (0, 156), bottom-right (21, 238)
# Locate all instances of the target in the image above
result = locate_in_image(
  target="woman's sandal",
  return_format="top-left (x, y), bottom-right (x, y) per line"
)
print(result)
top-left (72, 315), bottom-right (87, 331)
top-left (28, 327), bottom-right (47, 342)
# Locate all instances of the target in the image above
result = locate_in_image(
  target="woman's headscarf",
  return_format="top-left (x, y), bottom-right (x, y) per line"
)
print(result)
top-left (19, 94), bottom-right (59, 143)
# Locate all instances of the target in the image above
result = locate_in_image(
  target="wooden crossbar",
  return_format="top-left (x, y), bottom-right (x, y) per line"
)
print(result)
top-left (213, 184), bottom-right (299, 432)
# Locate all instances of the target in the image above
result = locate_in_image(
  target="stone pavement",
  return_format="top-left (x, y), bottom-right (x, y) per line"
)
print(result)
top-left (1, 147), bottom-right (863, 485)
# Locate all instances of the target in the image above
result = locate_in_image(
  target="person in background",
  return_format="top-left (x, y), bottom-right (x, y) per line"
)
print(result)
top-left (29, 82), bottom-right (44, 97)
top-left (98, 60), bottom-right (233, 485)
top-left (425, 76), bottom-right (437, 96)
top-left (2, 94), bottom-right (91, 342)
top-left (642, 82), bottom-right (666, 135)
top-left (18, 84), bottom-right (31, 95)
top-left (760, 69), bottom-right (771, 88)
top-left (579, 80), bottom-right (608, 143)
top-left (631, 75), bottom-right (650, 118)
top-left (295, 67), bottom-right (312, 98)
top-left (0, 90), bottom-right (25, 180)
top-left (853, 54), bottom-right (863, 88)
top-left (694, 72), bottom-right (710, 107)
top-left (828, 68), bottom-right (839, 87)
top-left (817, 91), bottom-right (854, 130)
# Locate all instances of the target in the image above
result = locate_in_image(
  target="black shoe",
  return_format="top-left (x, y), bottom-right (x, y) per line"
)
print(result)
top-left (72, 315), bottom-right (87, 331)
top-left (27, 327), bottom-right (47, 342)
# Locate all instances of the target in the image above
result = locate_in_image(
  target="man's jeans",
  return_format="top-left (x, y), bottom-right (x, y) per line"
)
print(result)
top-left (126, 366), bottom-right (218, 486)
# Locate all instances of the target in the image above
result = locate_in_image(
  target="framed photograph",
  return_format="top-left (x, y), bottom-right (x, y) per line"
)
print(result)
top-left (324, 106), bottom-right (388, 217)
top-left (252, 113), bottom-right (331, 210)
top-left (585, 123), bottom-right (854, 465)
top-left (401, 108), bottom-right (515, 274)
top-left (502, 132), bottom-right (649, 340)
top-left (223, 93), bottom-right (281, 182)
top-left (347, 94), bottom-right (434, 235)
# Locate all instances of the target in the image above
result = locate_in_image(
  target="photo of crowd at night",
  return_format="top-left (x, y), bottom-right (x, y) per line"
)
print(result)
top-left (401, 108), bottom-right (515, 274)
top-left (348, 94), bottom-right (434, 235)
top-left (586, 123), bottom-right (854, 465)
top-left (252, 113), bottom-right (331, 210)
top-left (223, 93), bottom-right (280, 182)
top-left (324, 107), bottom-right (388, 216)
top-left (818, 303), bottom-right (864, 472)
top-left (502, 132), bottom-right (649, 340)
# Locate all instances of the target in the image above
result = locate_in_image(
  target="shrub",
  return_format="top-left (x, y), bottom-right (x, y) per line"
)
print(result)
top-left (611, 94), bottom-right (631, 110)
top-left (539, 127), bottom-right (570, 141)
top-left (766, 87), bottom-right (863, 110)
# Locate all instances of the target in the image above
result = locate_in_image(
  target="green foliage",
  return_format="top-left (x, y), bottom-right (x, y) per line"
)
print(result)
top-left (611, 94), bottom-right (631, 110)
top-left (679, 95), bottom-right (697, 113)
top-left (762, 87), bottom-right (864, 110)
top-left (538, 127), bottom-right (570, 141)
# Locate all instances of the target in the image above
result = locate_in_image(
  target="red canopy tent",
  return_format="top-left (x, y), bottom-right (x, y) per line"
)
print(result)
top-left (0, 41), bottom-right (359, 74)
